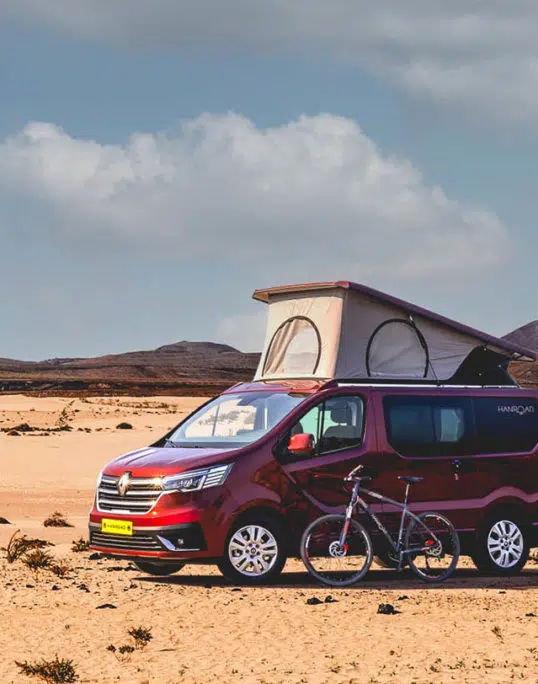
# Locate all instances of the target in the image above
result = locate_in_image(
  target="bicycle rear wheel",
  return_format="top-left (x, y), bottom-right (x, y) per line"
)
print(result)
top-left (405, 512), bottom-right (460, 583)
top-left (301, 514), bottom-right (373, 587)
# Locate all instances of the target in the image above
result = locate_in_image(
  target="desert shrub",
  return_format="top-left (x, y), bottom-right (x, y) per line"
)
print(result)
top-left (43, 512), bottom-right (72, 528)
top-left (2, 530), bottom-right (51, 563)
top-left (128, 626), bottom-right (153, 650)
top-left (23, 549), bottom-right (53, 581)
top-left (71, 538), bottom-right (90, 553)
top-left (15, 656), bottom-right (78, 683)
top-left (50, 562), bottom-right (71, 579)
top-left (106, 644), bottom-right (135, 663)
top-left (57, 401), bottom-right (75, 429)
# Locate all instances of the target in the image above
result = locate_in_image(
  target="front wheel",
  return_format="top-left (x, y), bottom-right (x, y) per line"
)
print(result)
top-left (301, 514), bottom-right (373, 587)
top-left (405, 512), bottom-right (460, 583)
top-left (217, 515), bottom-right (287, 585)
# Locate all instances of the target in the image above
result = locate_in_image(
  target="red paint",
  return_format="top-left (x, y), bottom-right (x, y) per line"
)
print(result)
top-left (89, 382), bottom-right (538, 563)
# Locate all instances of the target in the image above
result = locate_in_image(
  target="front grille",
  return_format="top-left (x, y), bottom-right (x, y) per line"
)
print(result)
top-left (97, 474), bottom-right (163, 515)
top-left (91, 530), bottom-right (163, 552)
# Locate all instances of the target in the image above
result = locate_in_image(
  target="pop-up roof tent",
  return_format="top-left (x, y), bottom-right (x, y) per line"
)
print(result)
top-left (252, 281), bottom-right (536, 385)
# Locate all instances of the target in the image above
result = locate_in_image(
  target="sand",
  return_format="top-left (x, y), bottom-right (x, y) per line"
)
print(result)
top-left (1, 395), bottom-right (538, 684)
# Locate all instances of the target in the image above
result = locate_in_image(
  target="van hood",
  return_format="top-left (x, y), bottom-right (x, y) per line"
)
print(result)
top-left (104, 445), bottom-right (238, 477)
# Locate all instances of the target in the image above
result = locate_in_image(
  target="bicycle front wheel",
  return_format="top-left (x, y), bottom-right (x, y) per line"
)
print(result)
top-left (405, 512), bottom-right (460, 583)
top-left (301, 514), bottom-right (373, 587)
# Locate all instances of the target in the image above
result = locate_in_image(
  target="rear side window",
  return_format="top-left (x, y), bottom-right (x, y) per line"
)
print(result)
top-left (384, 396), bottom-right (472, 457)
top-left (474, 398), bottom-right (538, 454)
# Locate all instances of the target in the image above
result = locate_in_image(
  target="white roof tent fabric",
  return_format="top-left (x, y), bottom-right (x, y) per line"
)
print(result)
top-left (252, 281), bottom-right (536, 385)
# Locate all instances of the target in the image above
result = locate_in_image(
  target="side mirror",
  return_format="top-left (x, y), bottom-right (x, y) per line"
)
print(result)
top-left (288, 433), bottom-right (315, 456)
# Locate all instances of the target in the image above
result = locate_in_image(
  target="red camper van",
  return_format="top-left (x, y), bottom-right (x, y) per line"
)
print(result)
top-left (89, 282), bottom-right (537, 584)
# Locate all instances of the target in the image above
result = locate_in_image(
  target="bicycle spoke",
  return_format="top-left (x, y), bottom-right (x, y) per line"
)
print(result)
top-left (301, 515), bottom-right (372, 587)
top-left (405, 513), bottom-right (459, 583)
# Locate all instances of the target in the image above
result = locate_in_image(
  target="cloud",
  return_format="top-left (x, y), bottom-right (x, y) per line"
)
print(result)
top-left (4, 1), bottom-right (538, 123)
top-left (0, 113), bottom-right (508, 287)
top-left (0, 113), bottom-right (508, 277)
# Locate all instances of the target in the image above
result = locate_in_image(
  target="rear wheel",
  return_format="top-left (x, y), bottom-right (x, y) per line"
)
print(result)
top-left (301, 514), bottom-right (373, 587)
top-left (471, 514), bottom-right (529, 575)
top-left (134, 560), bottom-right (185, 576)
top-left (218, 515), bottom-right (287, 585)
top-left (405, 512), bottom-right (460, 583)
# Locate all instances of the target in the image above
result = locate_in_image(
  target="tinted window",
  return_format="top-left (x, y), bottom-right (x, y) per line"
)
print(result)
top-left (474, 398), bottom-right (537, 454)
top-left (288, 396), bottom-right (364, 459)
top-left (384, 396), bottom-right (472, 457)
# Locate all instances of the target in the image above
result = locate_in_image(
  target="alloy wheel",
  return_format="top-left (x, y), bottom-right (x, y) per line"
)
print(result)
top-left (487, 520), bottom-right (524, 569)
top-left (228, 524), bottom-right (279, 577)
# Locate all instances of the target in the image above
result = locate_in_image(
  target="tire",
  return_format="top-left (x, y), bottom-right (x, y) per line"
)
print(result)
top-left (217, 515), bottom-right (287, 585)
top-left (300, 514), bottom-right (373, 587)
top-left (471, 513), bottom-right (530, 576)
top-left (133, 560), bottom-right (185, 576)
top-left (405, 512), bottom-right (460, 583)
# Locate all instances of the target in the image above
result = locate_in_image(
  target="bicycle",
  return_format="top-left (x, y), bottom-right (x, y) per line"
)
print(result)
top-left (300, 465), bottom-right (460, 586)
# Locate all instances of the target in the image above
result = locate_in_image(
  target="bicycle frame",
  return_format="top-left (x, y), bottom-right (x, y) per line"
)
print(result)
top-left (339, 481), bottom-right (440, 570)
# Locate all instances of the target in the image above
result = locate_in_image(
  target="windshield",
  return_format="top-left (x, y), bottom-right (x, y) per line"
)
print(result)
top-left (168, 391), bottom-right (307, 448)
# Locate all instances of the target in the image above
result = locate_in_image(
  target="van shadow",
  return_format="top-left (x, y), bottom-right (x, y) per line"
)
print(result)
top-left (136, 566), bottom-right (538, 592)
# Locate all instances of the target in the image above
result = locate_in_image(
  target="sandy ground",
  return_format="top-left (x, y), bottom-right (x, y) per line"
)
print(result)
top-left (1, 395), bottom-right (538, 684)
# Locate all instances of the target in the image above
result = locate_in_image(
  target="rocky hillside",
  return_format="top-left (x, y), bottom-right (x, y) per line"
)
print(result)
top-left (504, 321), bottom-right (538, 388)
top-left (0, 342), bottom-right (261, 396)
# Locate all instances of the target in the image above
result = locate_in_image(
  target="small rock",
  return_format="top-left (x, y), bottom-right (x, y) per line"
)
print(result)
top-left (77, 583), bottom-right (90, 592)
top-left (51, 585), bottom-right (61, 591)
top-left (116, 422), bottom-right (133, 430)
top-left (7, 430), bottom-right (20, 437)
top-left (89, 553), bottom-right (100, 561)
top-left (377, 603), bottom-right (399, 615)
top-left (25, 584), bottom-right (35, 589)
top-left (397, 595), bottom-right (410, 601)
top-left (96, 603), bottom-right (117, 609)
top-left (231, 588), bottom-right (242, 592)
top-left (0, 517), bottom-right (11, 524)
top-left (325, 595), bottom-right (337, 603)
top-left (526, 612), bottom-right (536, 617)
top-left (306, 596), bottom-right (323, 605)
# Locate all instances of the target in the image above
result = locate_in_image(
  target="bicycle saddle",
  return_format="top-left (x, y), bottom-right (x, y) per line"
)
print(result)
top-left (398, 476), bottom-right (424, 484)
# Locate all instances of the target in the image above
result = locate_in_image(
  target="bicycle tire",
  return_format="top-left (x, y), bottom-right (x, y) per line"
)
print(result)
top-left (300, 514), bottom-right (373, 587)
top-left (405, 511), bottom-right (460, 583)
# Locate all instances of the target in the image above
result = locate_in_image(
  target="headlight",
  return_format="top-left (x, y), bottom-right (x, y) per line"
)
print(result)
top-left (162, 464), bottom-right (232, 493)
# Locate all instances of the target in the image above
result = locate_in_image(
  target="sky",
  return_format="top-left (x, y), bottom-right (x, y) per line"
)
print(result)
top-left (0, 1), bottom-right (537, 360)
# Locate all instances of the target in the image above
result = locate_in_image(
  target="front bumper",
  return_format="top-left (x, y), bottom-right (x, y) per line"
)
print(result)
top-left (89, 521), bottom-right (208, 559)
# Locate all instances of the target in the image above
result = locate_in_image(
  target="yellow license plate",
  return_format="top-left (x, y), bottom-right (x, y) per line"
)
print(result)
top-left (101, 519), bottom-right (133, 536)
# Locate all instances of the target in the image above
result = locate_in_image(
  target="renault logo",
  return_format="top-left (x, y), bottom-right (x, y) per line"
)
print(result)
top-left (117, 471), bottom-right (132, 497)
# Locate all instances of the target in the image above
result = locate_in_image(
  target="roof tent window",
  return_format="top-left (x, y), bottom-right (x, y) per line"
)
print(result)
top-left (366, 319), bottom-right (429, 378)
top-left (263, 316), bottom-right (321, 377)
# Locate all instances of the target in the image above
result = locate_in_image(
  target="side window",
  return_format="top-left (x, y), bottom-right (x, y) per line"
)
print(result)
top-left (384, 396), bottom-right (472, 457)
top-left (288, 396), bottom-right (364, 459)
top-left (474, 398), bottom-right (538, 454)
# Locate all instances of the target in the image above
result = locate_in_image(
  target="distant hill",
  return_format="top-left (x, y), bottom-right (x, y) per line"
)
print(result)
top-left (504, 321), bottom-right (538, 389)
top-left (0, 341), bottom-right (261, 396)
